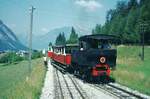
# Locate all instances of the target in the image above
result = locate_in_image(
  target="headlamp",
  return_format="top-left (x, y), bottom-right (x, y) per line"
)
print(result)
top-left (100, 57), bottom-right (106, 63)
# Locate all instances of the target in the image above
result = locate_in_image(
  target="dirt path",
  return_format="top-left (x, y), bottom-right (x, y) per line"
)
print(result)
top-left (40, 60), bottom-right (54, 99)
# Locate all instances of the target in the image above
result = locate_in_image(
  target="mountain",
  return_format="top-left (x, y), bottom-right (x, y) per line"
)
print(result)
top-left (0, 20), bottom-right (27, 51)
top-left (17, 26), bottom-right (89, 50)
top-left (32, 26), bottom-right (72, 49)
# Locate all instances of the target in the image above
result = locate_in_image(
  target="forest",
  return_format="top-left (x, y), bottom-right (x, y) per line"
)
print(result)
top-left (92, 0), bottom-right (150, 44)
top-left (55, 0), bottom-right (150, 45)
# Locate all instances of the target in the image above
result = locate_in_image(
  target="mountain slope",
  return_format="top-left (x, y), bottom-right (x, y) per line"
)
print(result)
top-left (17, 26), bottom-right (89, 50)
top-left (32, 26), bottom-right (72, 49)
top-left (0, 20), bottom-right (27, 51)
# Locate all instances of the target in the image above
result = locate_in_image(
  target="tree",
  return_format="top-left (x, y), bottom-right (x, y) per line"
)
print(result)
top-left (49, 42), bottom-right (52, 46)
top-left (124, 7), bottom-right (140, 43)
top-left (92, 24), bottom-right (102, 34)
top-left (116, 1), bottom-right (128, 16)
top-left (128, 0), bottom-right (138, 9)
top-left (55, 33), bottom-right (66, 45)
top-left (61, 32), bottom-right (66, 45)
top-left (67, 27), bottom-right (78, 44)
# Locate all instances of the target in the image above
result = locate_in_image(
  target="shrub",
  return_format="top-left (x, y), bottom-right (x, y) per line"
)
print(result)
top-left (0, 52), bottom-right (24, 63)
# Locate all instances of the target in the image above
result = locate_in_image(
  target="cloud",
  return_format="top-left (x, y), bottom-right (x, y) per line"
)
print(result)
top-left (41, 27), bottom-right (49, 32)
top-left (75, 0), bottom-right (102, 11)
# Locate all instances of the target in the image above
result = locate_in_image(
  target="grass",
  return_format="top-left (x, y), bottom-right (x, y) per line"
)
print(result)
top-left (0, 58), bottom-right (46, 99)
top-left (111, 45), bottom-right (150, 95)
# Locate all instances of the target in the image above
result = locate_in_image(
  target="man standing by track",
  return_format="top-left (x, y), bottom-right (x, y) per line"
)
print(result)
top-left (42, 49), bottom-right (48, 69)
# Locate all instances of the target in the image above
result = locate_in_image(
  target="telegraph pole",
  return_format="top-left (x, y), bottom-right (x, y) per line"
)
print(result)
top-left (28, 6), bottom-right (35, 74)
top-left (140, 22), bottom-right (148, 61)
top-left (142, 23), bottom-right (144, 61)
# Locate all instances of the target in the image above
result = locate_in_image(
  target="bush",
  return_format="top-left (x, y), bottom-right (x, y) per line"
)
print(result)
top-left (32, 51), bottom-right (42, 59)
top-left (0, 52), bottom-right (24, 63)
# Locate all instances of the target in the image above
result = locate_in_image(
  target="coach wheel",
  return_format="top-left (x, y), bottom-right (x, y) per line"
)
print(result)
top-left (81, 71), bottom-right (88, 80)
top-left (81, 74), bottom-right (84, 80)
top-left (68, 67), bottom-right (73, 73)
top-left (77, 71), bottom-right (80, 75)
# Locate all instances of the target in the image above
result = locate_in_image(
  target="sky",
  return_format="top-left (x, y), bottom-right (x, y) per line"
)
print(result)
top-left (0, 0), bottom-right (119, 36)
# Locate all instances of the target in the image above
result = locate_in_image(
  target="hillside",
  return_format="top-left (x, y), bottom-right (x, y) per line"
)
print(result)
top-left (0, 20), bottom-right (27, 51)
top-left (32, 26), bottom-right (72, 49)
top-left (92, 0), bottom-right (150, 44)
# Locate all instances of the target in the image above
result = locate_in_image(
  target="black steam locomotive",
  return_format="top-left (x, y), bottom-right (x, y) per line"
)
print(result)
top-left (48, 34), bottom-right (117, 81)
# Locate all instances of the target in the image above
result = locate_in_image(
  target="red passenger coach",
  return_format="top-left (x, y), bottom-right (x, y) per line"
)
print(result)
top-left (47, 51), bottom-right (53, 58)
top-left (52, 53), bottom-right (71, 65)
top-left (48, 45), bottom-right (72, 66)
top-left (47, 47), bottom-right (53, 58)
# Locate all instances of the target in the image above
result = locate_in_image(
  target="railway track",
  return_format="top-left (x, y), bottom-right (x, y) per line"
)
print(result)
top-left (107, 83), bottom-right (150, 99)
top-left (53, 67), bottom-right (64, 99)
top-left (52, 62), bottom-right (150, 99)
top-left (68, 74), bottom-right (89, 99)
top-left (90, 83), bottom-right (150, 99)
top-left (53, 63), bottom-right (89, 99)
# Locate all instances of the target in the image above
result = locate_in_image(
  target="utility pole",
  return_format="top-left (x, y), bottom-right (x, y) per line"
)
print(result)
top-left (140, 21), bottom-right (147, 61)
top-left (142, 23), bottom-right (144, 61)
top-left (28, 6), bottom-right (35, 74)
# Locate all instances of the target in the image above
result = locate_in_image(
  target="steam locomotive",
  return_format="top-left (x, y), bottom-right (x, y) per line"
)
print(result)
top-left (48, 34), bottom-right (117, 82)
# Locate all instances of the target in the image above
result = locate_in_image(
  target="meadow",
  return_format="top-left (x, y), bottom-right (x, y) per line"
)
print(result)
top-left (0, 58), bottom-right (46, 99)
top-left (0, 46), bottom-right (149, 98)
top-left (112, 45), bottom-right (150, 95)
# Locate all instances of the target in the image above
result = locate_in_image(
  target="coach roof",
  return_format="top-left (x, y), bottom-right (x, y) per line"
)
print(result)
top-left (53, 44), bottom-right (79, 48)
top-left (79, 34), bottom-right (117, 42)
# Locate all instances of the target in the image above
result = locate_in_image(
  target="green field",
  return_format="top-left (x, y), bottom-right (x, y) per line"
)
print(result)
top-left (0, 58), bottom-right (46, 99)
top-left (0, 46), bottom-right (149, 98)
top-left (112, 45), bottom-right (150, 95)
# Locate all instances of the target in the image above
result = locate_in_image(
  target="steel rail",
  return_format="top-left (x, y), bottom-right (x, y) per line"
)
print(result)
top-left (68, 75), bottom-right (87, 99)
top-left (55, 69), bottom-right (64, 99)
top-left (107, 83), bottom-right (148, 99)
top-left (61, 73), bottom-right (74, 99)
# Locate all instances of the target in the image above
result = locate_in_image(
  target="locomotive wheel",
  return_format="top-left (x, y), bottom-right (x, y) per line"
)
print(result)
top-left (74, 70), bottom-right (78, 75)
top-left (74, 70), bottom-right (76, 74)
top-left (74, 69), bottom-right (80, 77)
top-left (81, 70), bottom-right (90, 81)
top-left (67, 66), bottom-right (73, 73)
top-left (88, 75), bottom-right (93, 82)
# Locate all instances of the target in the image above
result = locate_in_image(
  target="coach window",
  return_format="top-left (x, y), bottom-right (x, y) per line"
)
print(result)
top-left (80, 42), bottom-right (83, 51)
top-left (58, 48), bottom-right (61, 54)
top-left (62, 47), bottom-right (66, 55)
top-left (80, 41), bottom-right (87, 50)
top-left (61, 48), bottom-right (63, 54)
top-left (60, 48), bottom-right (62, 54)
